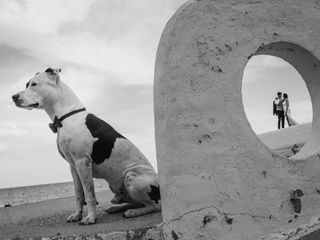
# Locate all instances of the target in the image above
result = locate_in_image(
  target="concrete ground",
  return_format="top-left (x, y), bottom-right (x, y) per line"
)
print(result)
top-left (0, 190), bottom-right (162, 239)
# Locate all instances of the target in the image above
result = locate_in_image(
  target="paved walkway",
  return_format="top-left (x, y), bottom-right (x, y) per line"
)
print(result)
top-left (0, 191), bottom-right (162, 239)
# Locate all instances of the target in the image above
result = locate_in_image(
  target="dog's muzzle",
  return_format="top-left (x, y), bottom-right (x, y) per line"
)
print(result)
top-left (12, 94), bottom-right (40, 109)
top-left (12, 94), bottom-right (20, 102)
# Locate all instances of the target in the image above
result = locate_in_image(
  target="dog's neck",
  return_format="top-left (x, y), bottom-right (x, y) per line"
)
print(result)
top-left (45, 81), bottom-right (85, 121)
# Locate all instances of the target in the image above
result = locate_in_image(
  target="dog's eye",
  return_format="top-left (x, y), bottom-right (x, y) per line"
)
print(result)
top-left (31, 83), bottom-right (37, 87)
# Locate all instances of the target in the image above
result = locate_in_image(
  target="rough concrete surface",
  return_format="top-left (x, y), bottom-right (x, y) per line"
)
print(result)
top-left (0, 191), bottom-right (162, 239)
top-left (154, 0), bottom-right (320, 239)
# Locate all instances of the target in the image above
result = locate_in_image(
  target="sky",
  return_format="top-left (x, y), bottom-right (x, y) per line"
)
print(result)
top-left (243, 55), bottom-right (312, 133)
top-left (0, 0), bottom-right (312, 189)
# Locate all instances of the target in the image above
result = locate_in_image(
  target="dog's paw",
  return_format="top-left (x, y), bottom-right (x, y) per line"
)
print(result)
top-left (105, 205), bottom-right (124, 214)
top-left (79, 215), bottom-right (97, 225)
top-left (66, 212), bottom-right (82, 222)
top-left (123, 209), bottom-right (138, 218)
top-left (105, 206), bottom-right (117, 214)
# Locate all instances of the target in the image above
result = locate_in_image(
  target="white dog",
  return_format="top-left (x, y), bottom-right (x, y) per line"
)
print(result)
top-left (12, 68), bottom-right (161, 225)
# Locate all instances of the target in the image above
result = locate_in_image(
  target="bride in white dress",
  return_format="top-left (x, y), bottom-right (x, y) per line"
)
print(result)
top-left (283, 93), bottom-right (298, 127)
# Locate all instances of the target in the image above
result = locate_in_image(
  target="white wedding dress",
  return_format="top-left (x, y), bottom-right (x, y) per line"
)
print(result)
top-left (283, 99), bottom-right (298, 127)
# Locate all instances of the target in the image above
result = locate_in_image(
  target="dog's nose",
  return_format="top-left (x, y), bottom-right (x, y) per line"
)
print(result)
top-left (12, 94), bottom-right (20, 102)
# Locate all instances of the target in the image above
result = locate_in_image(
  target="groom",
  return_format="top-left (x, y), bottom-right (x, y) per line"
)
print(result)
top-left (273, 91), bottom-right (285, 129)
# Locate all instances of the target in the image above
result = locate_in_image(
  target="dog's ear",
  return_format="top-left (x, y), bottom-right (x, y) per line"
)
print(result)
top-left (45, 68), bottom-right (61, 82)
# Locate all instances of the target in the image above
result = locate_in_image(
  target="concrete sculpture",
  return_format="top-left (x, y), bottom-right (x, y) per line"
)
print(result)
top-left (154, 0), bottom-right (320, 239)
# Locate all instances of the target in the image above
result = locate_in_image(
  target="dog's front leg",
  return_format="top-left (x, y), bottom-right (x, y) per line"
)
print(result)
top-left (74, 157), bottom-right (97, 225)
top-left (66, 165), bottom-right (85, 222)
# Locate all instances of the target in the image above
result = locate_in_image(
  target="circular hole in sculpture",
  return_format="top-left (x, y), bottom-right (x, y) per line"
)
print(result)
top-left (242, 54), bottom-right (312, 158)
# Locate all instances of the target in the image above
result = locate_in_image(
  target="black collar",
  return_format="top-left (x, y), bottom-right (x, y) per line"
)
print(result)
top-left (49, 108), bottom-right (86, 133)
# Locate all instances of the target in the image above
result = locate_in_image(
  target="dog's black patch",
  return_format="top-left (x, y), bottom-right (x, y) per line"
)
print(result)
top-left (148, 185), bottom-right (160, 204)
top-left (85, 114), bottom-right (125, 164)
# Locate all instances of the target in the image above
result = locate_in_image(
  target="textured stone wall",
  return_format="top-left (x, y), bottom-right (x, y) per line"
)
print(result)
top-left (154, 0), bottom-right (320, 239)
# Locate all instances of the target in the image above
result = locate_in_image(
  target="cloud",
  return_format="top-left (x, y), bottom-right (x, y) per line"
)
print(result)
top-left (57, 0), bottom-right (186, 42)
top-left (0, 121), bottom-right (34, 137)
top-left (0, 143), bottom-right (9, 154)
top-left (60, 66), bottom-right (117, 105)
top-left (243, 55), bottom-right (292, 84)
top-left (0, 0), bottom-right (95, 34)
top-left (290, 99), bottom-right (313, 123)
top-left (248, 55), bottom-right (291, 69)
top-left (0, 0), bottom-right (187, 86)
top-left (0, 21), bottom-right (151, 85)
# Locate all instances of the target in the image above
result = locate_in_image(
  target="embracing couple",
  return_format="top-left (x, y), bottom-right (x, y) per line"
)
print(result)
top-left (273, 91), bottom-right (297, 129)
